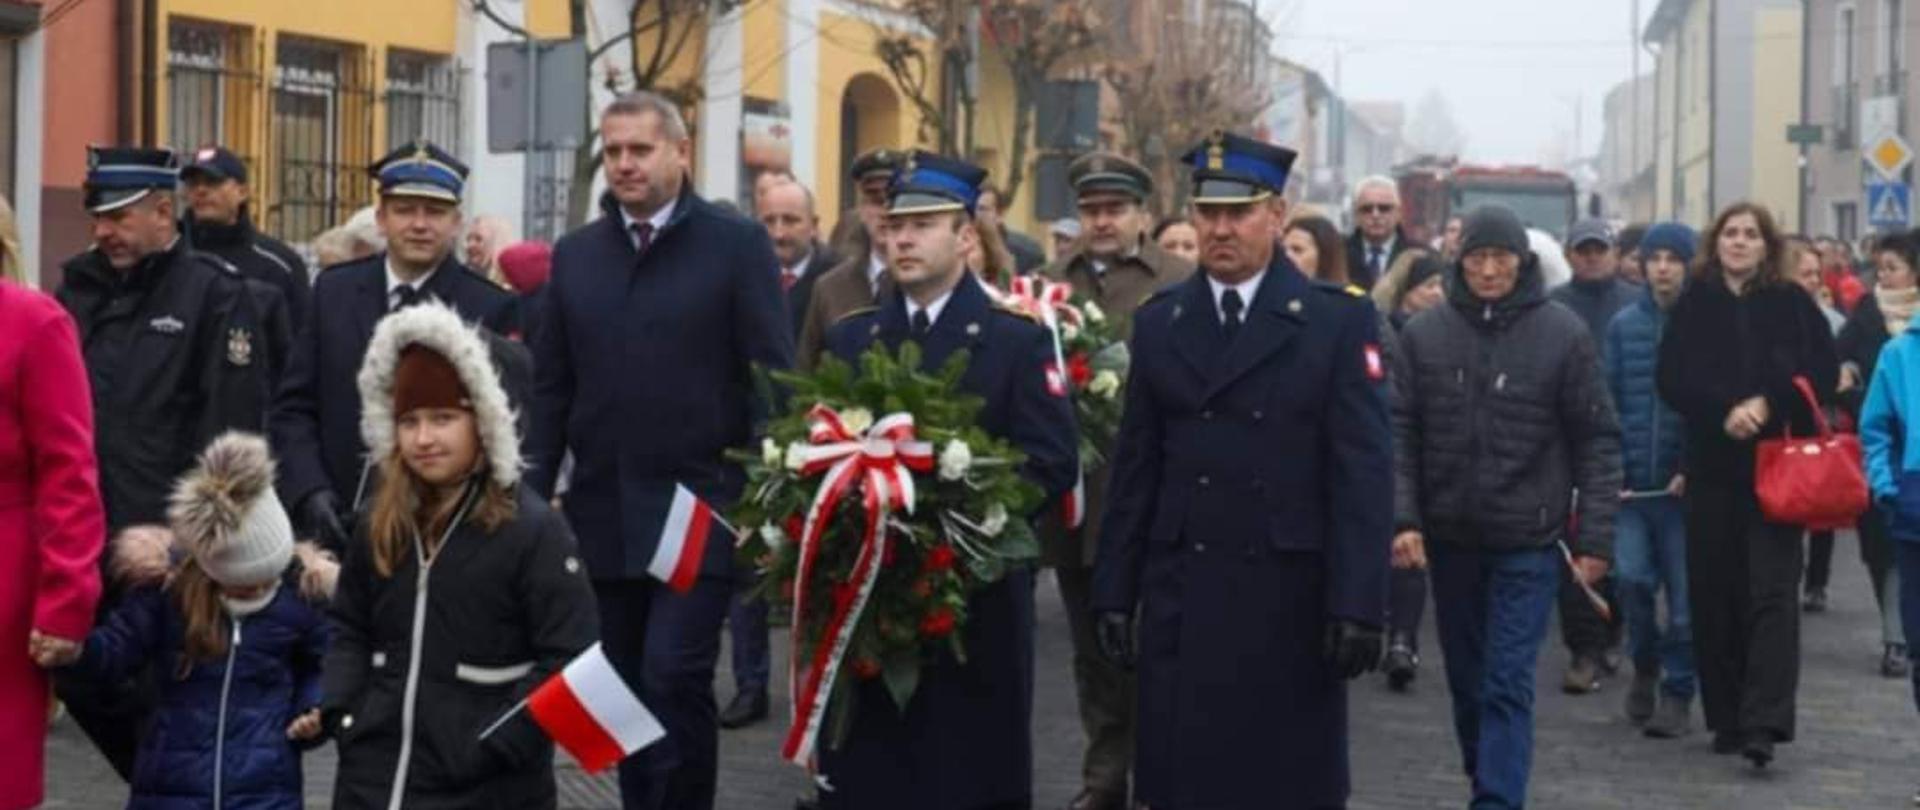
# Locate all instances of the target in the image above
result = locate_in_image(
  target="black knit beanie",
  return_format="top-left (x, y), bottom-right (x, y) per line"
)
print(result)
top-left (1458, 205), bottom-right (1530, 257)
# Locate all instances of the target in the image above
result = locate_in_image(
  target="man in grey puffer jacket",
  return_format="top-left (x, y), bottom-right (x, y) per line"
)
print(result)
top-left (1391, 204), bottom-right (1623, 810)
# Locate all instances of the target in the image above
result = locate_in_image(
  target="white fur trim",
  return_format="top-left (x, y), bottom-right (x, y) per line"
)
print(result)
top-left (357, 302), bottom-right (521, 490)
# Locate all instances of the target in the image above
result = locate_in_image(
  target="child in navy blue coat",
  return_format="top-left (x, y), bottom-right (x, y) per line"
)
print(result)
top-left (52, 432), bottom-right (335, 809)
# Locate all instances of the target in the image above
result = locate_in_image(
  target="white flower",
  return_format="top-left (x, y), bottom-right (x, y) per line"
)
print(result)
top-left (762, 438), bottom-right (782, 467)
top-left (1089, 370), bottom-right (1121, 399)
top-left (785, 441), bottom-right (810, 472)
top-left (840, 407), bottom-right (874, 435)
top-left (1083, 302), bottom-right (1107, 323)
top-left (981, 503), bottom-right (1009, 537)
top-left (1061, 322), bottom-right (1082, 342)
top-left (759, 522), bottom-right (788, 552)
top-left (938, 440), bottom-right (973, 481)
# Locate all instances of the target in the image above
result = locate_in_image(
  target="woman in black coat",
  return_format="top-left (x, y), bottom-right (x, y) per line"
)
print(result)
top-left (322, 303), bottom-right (599, 809)
top-left (1834, 231), bottom-right (1920, 677)
top-left (1656, 202), bottom-right (1838, 769)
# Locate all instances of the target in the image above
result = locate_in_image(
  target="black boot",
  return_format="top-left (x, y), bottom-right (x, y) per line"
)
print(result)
top-left (1883, 643), bottom-right (1910, 678)
top-left (1741, 731), bottom-right (1775, 769)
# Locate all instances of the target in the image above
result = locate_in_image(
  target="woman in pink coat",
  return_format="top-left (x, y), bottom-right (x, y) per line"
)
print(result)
top-left (0, 273), bottom-right (106, 809)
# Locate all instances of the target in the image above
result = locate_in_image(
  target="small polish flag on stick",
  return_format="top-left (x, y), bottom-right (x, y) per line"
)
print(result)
top-left (643, 483), bottom-right (731, 593)
top-left (512, 642), bottom-right (664, 774)
top-left (1061, 473), bottom-right (1086, 529)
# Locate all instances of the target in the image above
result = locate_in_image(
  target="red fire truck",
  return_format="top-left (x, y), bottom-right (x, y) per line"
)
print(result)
top-left (1394, 157), bottom-right (1580, 246)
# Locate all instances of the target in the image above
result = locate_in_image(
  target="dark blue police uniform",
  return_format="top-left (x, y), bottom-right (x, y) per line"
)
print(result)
top-left (526, 182), bottom-right (793, 809)
top-left (270, 142), bottom-right (515, 538)
top-left (1091, 134), bottom-right (1393, 810)
top-left (815, 153), bottom-right (1078, 810)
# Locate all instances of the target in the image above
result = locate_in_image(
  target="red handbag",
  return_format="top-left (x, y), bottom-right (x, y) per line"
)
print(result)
top-left (1754, 376), bottom-right (1869, 530)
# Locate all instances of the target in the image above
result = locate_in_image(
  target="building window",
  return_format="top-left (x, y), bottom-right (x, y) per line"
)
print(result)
top-left (1837, 4), bottom-right (1859, 148)
top-left (168, 21), bottom-right (228, 154)
top-left (385, 50), bottom-right (463, 154)
top-left (1836, 200), bottom-right (1859, 243)
top-left (271, 37), bottom-right (373, 242)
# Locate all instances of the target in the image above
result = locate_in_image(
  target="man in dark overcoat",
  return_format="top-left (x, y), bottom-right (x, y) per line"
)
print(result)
top-left (1092, 132), bottom-right (1393, 810)
top-left (818, 151), bottom-right (1078, 810)
top-left (525, 91), bottom-right (794, 810)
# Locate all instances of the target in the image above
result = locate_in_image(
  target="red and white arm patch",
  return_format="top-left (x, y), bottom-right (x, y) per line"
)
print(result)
top-left (1363, 343), bottom-right (1385, 382)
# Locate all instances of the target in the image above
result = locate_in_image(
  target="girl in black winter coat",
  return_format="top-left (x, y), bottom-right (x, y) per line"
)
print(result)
top-left (1656, 202), bottom-right (1839, 770)
top-left (322, 302), bottom-right (599, 810)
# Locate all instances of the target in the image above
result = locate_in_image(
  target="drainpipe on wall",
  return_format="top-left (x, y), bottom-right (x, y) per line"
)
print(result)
top-left (1798, 0), bottom-right (1810, 233)
top-left (114, 0), bottom-right (135, 144)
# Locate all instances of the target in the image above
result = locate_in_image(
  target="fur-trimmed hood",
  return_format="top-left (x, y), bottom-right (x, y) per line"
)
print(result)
top-left (357, 301), bottom-right (521, 490)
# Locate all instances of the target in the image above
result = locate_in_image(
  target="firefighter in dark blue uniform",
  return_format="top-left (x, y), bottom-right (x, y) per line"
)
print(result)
top-left (270, 141), bottom-right (516, 551)
top-left (1091, 132), bottom-right (1394, 810)
top-left (52, 145), bottom-right (281, 779)
top-left (818, 152), bottom-right (1079, 810)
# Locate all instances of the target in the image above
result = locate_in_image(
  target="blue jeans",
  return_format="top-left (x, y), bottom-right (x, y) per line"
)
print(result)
top-left (1614, 496), bottom-right (1696, 698)
top-left (727, 584), bottom-right (771, 694)
top-left (1430, 543), bottom-right (1560, 810)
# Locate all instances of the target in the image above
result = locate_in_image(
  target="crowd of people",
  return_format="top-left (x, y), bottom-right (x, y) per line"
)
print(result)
top-left (4, 87), bottom-right (1920, 810)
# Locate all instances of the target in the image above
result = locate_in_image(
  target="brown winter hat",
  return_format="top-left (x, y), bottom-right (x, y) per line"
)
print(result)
top-left (392, 344), bottom-right (470, 416)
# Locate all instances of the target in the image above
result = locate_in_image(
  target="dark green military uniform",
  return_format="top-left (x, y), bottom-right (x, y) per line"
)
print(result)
top-left (1035, 152), bottom-right (1193, 809)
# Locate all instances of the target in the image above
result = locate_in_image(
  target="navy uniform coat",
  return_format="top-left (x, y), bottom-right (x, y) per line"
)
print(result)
top-left (818, 274), bottom-right (1078, 810)
top-left (270, 254), bottom-right (515, 517)
top-left (1092, 259), bottom-right (1393, 809)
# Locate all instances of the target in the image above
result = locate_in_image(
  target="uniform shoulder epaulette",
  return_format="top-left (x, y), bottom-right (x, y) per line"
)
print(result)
top-left (1138, 285), bottom-right (1181, 309)
top-left (1310, 279), bottom-right (1366, 298)
top-left (832, 305), bottom-right (878, 325)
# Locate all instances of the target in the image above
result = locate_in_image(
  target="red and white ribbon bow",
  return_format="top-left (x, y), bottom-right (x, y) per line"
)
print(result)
top-left (1007, 279), bottom-right (1090, 528)
top-left (781, 405), bottom-right (935, 765)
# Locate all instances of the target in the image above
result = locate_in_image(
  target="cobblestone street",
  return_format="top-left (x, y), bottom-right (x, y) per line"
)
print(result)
top-left (40, 536), bottom-right (1920, 808)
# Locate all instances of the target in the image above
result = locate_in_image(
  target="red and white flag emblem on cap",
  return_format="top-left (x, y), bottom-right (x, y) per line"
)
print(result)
top-left (1044, 361), bottom-right (1068, 398)
top-left (526, 642), bottom-right (665, 773)
top-left (1364, 343), bottom-right (1385, 381)
top-left (645, 483), bottom-right (729, 593)
top-left (1062, 473), bottom-right (1086, 529)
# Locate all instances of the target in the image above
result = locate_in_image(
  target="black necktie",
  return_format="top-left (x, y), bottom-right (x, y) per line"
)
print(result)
top-left (911, 309), bottom-right (932, 337)
top-left (391, 285), bottom-right (421, 313)
top-left (1368, 246), bottom-right (1384, 279)
top-left (1221, 288), bottom-right (1245, 341)
top-left (631, 222), bottom-right (655, 254)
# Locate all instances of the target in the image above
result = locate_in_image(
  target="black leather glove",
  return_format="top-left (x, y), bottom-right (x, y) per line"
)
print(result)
top-left (1323, 620), bottom-right (1384, 680)
top-left (1095, 611), bottom-right (1136, 670)
top-left (299, 490), bottom-right (350, 552)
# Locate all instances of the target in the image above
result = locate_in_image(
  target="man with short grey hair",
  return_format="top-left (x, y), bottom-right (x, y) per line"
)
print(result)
top-left (1345, 175), bottom-right (1409, 290)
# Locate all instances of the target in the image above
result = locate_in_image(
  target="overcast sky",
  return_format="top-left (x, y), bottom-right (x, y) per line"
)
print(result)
top-left (1285, 0), bottom-right (1656, 166)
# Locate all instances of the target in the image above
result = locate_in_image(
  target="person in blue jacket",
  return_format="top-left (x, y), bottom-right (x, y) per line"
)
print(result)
top-left (1859, 273), bottom-right (1920, 806)
top-left (1603, 222), bottom-right (1698, 740)
top-left (50, 431), bottom-right (334, 809)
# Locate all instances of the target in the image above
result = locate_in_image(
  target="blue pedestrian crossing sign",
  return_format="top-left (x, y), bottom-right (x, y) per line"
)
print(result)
top-left (1869, 181), bottom-right (1912, 229)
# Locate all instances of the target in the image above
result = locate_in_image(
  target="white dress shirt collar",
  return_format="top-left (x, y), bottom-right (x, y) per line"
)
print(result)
top-left (385, 258), bottom-right (438, 302)
top-left (619, 198), bottom-right (677, 244)
top-left (905, 288), bottom-right (955, 329)
top-left (1206, 270), bottom-right (1266, 324)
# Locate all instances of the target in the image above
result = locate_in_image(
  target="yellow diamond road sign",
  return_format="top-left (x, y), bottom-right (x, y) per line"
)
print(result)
top-left (1870, 133), bottom-right (1914, 179)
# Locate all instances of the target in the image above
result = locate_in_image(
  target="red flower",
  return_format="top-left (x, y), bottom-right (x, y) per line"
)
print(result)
top-left (850, 657), bottom-right (882, 679)
top-left (911, 576), bottom-right (934, 599)
top-left (923, 544), bottom-right (957, 574)
top-left (919, 607), bottom-right (956, 639)
top-left (1067, 353), bottom-right (1092, 387)
top-left (783, 513), bottom-right (805, 540)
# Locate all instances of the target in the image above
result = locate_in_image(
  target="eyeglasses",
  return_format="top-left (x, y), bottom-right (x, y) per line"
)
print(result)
top-left (1358, 203), bottom-right (1396, 215)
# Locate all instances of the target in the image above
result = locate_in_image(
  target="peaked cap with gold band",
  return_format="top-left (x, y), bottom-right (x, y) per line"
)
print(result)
top-left (370, 139), bottom-right (469, 203)
top-left (886, 150), bottom-right (987, 217)
top-left (1180, 130), bottom-right (1299, 204)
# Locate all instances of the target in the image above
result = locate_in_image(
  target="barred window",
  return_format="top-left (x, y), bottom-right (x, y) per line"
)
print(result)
top-left (273, 38), bottom-right (346, 242)
top-left (168, 21), bottom-right (228, 153)
top-left (386, 50), bottom-right (462, 154)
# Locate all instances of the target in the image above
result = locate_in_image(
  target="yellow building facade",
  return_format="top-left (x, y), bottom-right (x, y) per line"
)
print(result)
top-left (150, 0), bottom-right (569, 241)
